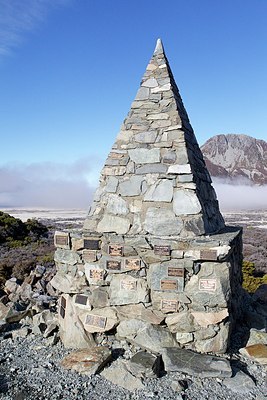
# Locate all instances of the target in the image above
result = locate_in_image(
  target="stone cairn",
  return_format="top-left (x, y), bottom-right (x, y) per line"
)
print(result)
top-left (52, 39), bottom-right (243, 355)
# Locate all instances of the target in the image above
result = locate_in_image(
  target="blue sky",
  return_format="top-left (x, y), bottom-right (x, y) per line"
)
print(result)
top-left (1, 0), bottom-right (267, 208)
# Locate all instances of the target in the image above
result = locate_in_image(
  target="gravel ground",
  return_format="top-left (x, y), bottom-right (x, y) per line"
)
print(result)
top-left (0, 333), bottom-right (266, 400)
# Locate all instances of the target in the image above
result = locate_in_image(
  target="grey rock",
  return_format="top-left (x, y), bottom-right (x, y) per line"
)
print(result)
top-left (106, 194), bottom-right (129, 215)
top-left (135, 86), bottom-right (150, 100)
top-left (144, 207), bottom-right (182, 235)
top-left (162, 347), bottom-right (232, 377)
top-left (61, 347), bottom-right (112, 376)
top-left (117, 319), bottom-right (178, 353)
top-left (144, 179), bottom-right (173, 202)
top-left (136, 163), bottom-right (167, 174)
top-left (128, 148), bottom-right (160, 164)
top-left (173, 189), bottom-right (202, 216)
top-left (101, 359), bottom-right (144, 391)
top-left (97, 215), bottom-right (130, 234)
top-left (118, 176), bottom-right (143, 196)
top-left (105, 176), bottom-right (119, 193)
top-left (167, 164), bottom-right (191, 174)
top-left (135, 131), bottom-right (157, 143)
top-left (54, 249), bottom-right (80, 265)
top-left (126, 351), bottom-right (161, 378)
top-left (109, 275), bottom-right (149, 306)
top-left (223, 370), bottom-right (256, 394)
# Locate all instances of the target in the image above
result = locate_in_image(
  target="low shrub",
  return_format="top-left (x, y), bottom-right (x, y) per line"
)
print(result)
top-left (242, 260), bottom-right (267, 293)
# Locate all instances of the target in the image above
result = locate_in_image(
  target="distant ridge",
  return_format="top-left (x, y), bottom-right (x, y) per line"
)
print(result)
top-left (201, 134), bottom-right (267, 185)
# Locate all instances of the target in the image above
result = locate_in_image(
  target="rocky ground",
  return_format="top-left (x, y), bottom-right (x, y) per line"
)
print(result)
top-left (0, 209), bottom-right (266, 399)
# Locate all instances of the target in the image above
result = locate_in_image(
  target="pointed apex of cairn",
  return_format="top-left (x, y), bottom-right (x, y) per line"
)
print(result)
top-left (154, 38), bottom-right (164, 55)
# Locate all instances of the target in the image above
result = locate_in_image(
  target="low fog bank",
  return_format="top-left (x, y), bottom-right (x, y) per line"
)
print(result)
top-left (213, 178), bottom-right (267, 211)
top-left (0, 159), bottom-right (97, 208)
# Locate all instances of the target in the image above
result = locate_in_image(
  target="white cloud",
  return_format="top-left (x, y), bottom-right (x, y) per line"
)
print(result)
top-left (213, 178), bottom-right (267, 211)
top-left (0, 158), bottom-right (97, 208)
top-left (0, 0), bottom-right (70, 56)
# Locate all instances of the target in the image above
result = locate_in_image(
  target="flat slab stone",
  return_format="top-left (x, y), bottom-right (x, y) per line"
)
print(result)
top-left (101, 359), bottom-right (144, 392)
top-left (117, 319), bottom-right (178, 354)
top-left (173, 189), bottom-right (202, 216)
top-left (161, 347), bottom-right (232, 377)
top-left (61, 347), bottom-right (111, 376)
top-left (240, 344), bottom-right (267, 365)
top-left (144, 179), bottom-right (173, 202)
top-left (223, 370), bottom-right (256, 394)
top-left (128, 148), bottom-right (160, 164)
top-left (144, 207), bottom-right (182, 235)
top-left (97, 215), bottom-right (130, 234)
top-left (126, 351), bottom-right (161, 378)
top-left (118, 176), bottom-right (143, 196)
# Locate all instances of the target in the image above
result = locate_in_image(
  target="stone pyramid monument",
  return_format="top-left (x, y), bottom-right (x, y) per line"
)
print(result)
top-left (84, 39), bottom-right (225, 238)
top-left (52, 40), bottom-right (243, 354)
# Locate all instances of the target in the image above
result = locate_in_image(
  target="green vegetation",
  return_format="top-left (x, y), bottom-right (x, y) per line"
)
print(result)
top-left (242, 260), bottom-right (267, 293)
top-left (0, 211), bottom-right (53, 288)
top-left (0, 211), bottom-right (48, 245)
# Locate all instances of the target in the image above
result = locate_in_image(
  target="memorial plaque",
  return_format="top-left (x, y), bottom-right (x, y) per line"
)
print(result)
top-left (82, 250), bottom-right (97, 262)
top-left (125, 258), bottom-right (141, 270)
top-left (199, 278), bottom-right (217, 292)
top-left (120, 280), bottom-right (137, 291)
top-left (106, 260), bottom-right (121, 270)
top-left (200, 249), bottom-right (217, 261)
top-left (168, 267), bottom-right (184, 277)
top-left (83, 239), bottom-right (100, 250)
top-left (55, 235), bottom-right (68, 246)
top-left (108, 244), bottom-right (124, 256)
top-left (160, 279), bottom-right (178, 290)
top-left (59, 306), bottom-right (65, 319)
top-left (75, 294), bottom-right (88, 305)
top-left (89, 269), bottom-right (104, 280)
top-left (61, 297), bottom-right (66, 309)
top-left (154, 245), bottom-right (171, 256)
top-left (161, 299), bottom-right (178, 312)
top-left (85, 314), bottom-right (107, 329)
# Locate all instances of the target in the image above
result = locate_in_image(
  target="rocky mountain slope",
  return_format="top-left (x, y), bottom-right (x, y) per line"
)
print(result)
top-left (201, 134), bottom-right (267, 185)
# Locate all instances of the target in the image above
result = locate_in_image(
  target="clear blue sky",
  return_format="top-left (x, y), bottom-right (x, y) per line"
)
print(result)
top-left (1, 0), bottom-right (267, 207)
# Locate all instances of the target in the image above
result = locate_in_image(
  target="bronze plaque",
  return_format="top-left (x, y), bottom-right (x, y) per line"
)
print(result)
top-left (200, 250), bottom-right (217, 261)
top-left (83, 239), bottom-right (100, 250)
top-left (154, 245), bottom-right (171, 256)
top-left (168, 267), bottom-right (184, 277)
top-left (75, 294), bottom-right (88, 305)
top-left (89, 269), bottom-right (104, 280)
top-left (85, 314), bottom-right (107, 329)
top-left (120, 280), bottom-right (137, 291)
top-left (108, 244), bottom-right (123, 256)
top-left (55, 235), bottom-right (68, 246)
top-left (61, 297), bottom-right (66, 309)
top-left (199, 278), bottom-right (217, 292)
top-left (106, 260), bottom-right (121, 270)
top-left (161, 299), bottom-right (178, 312)
top-left (59, 306), bottom-right (65, 319)
top-left (125, 258), bottom-right (141, 270)
top-left (82, 250), bottom-right (97, 262)
top-left (160, 279), bottom-right (178, 290)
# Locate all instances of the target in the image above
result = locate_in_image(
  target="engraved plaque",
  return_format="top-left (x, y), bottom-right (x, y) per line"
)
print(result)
top-left (83, 250), bottom-right (97, 262)
top-left (120, 280), bottom-right (137, 291)
top-left (160, 279), bottom-right (178, 290)
top-left (61, 297), bottom-right (66, 309)
top-left (59, 306), bottom-right (65, 319)
top-left (55, 235), bottom-right (68, 246)
top-left (200, 250), bottom-right (217, 261)
top-left (106, 260), bottom-right (121, 270)
top-left (75, 294), bottom-right (88, 305)
top-left (108, 244), bottom-right (123, 256)
top-left (85, 314), bottom-right (107, 329)
top-left (168, 267), bottom-right (184, 277)
top-left (154, 245), bottom-right (171, 256)
top-left (89, 269), bottom-right (104, 280)
top-left (199, 278), bottom-right (217, 292)
top-left (161, 299), bottom-right (178, 312)
top-left (125, 258), bottom-right (141, 270)
top-left (83, 239), bottom-right (100, 250)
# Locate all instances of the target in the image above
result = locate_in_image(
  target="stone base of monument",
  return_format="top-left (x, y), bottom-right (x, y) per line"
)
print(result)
top-left (51, 227), bottom-right (243, 354)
